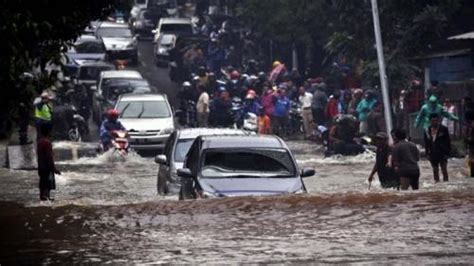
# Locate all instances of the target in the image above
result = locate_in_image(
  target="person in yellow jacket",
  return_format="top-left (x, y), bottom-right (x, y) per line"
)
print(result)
top-left (34, 92), bottom-right (53, 139)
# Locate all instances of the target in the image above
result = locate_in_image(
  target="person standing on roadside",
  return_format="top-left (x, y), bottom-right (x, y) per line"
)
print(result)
top-left (196, 85), bottom-right (210, 127)
top-left (424, 114), bottom-right (451, 182)
top-left (34, 92), bottom-right (53, 140)
top-left (368, 132), bottom-right (399, 189)
top-left (356, 90), bottom-right (377, 134)
top-left (465, 120), bottom-right (474, 177)
top-left (391, 129), bottom-right (420, 190)
top-left (37, 124), bottom-right (61, 201)
top-left (272, 89), bottom-right (291, 137)
top-left (415, 95), bottom-right (458, 129)
top-left (311, 84), bottom-right (328, 127)
top-left (298, 86), bottom-right (313, 139)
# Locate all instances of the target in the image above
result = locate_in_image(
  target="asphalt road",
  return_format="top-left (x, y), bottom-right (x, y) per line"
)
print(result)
top-left (135, 40), bottom-right (180, 108)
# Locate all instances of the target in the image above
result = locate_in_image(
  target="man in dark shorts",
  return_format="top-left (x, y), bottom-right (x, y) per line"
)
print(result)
top-left (368, 132), bottom-right (399, 189)
top-left (424, 113), bottom-right (451, 182)
top-left (391, 129), bottom-right (420, 190)
top-left (37, 124), bottom-right (61, 201)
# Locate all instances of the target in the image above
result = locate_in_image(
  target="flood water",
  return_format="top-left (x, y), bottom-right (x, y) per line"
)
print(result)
top-left (1, 141), bottom-right (473, 264)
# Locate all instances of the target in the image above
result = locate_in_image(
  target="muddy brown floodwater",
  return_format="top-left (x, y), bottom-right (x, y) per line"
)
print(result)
top-left (1, 141), bottom-right (473, 264)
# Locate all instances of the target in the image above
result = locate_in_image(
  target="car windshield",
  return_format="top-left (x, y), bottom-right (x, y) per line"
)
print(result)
top-left (174, 139), bottom-right (194, 162)
top-left (103, 79), bottom-right (150, 101)
top-left (160, 35), bottom-right (175, 45)
top-left (161, 24), bottom-right (192, 33)
top-left (73, 41), bottom-right (105, 53)
top-left (78, 66), bottom-right (113, 80)
top-left (96, 27), bottom-right (132, 38)
top-left (117, 100), bottom-right (170, 119)
top-left (201, 149), bottom-right (296, 178)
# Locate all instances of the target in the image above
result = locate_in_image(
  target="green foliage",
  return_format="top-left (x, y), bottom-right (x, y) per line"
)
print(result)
top-left (0, 0), bottom-right (117, 134)
top-left (239, 0), bottom-right (474, 90)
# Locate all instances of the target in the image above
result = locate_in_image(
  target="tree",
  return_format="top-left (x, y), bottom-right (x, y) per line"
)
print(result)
top-left (0, 0), bottom-right (117, 135)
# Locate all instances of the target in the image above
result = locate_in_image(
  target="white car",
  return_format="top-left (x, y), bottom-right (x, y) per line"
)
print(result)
top-left (115, 94), bottom-right (174, 150)
top-left (152, 17), bottom-right (193, 43)
top-left (95, 22), bottom-right (138, 64)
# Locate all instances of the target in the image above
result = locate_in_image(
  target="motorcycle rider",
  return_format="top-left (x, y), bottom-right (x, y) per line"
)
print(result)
top-left (99, 109), bottom-right (126, 151)
top-left (209, 87), bottom-right (233, 128)
top-left (327, 115), bottom-right (364, 156)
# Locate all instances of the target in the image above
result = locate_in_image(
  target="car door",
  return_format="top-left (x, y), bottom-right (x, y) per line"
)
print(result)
top-left (180, 139), bottom-right (200, 199)
top-left (157, 131), bottom-right (176, 194)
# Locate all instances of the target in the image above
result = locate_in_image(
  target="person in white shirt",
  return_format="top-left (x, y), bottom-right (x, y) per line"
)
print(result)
top-left (196, 85), bottom-right (210, 127)
top-left (298, 86), bottom-right (314, 139)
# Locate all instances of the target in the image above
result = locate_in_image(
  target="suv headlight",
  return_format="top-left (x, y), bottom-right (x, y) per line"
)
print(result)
top-left (160, 128), bottom-right (174, 135)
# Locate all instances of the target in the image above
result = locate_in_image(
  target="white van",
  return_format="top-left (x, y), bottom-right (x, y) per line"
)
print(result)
top-left (152, 17), bottom-right (193, 43)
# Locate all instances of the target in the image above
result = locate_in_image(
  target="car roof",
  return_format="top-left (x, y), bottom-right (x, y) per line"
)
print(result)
top-left (160, 17), bottom-right (192, 24)
top-left (101, 70), bottom-right (143, 79)
top-left (118, 93), bottom-right (166, 102)
top-left (98, 22), bottom-right (129, 28)
top-left (199, 135), bottom-right (286, 149)
top-left (79, 61), bottom-right (115, 67)
top-left (177, 128), bottom-right (250, 140)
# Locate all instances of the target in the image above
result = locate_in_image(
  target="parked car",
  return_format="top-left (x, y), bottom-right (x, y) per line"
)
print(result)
top-left (91, 70), bottom-right (146, 124)
top-left (154, 33), bottom-right (176, 66)
top-left (115, 94), bottom-right (174, 151)
top-left (95, 22), bottom-right (138, 64)
top-left (154, 128), bottom-right (252, 195)
top-left (152, 17), bottom-right (193, 43)
top-left (66, 35), bottom-right (107, 65)
top-left (132, 8), bottom-right (164, 38)
top-left (177, 135), bottom-right (315, 200)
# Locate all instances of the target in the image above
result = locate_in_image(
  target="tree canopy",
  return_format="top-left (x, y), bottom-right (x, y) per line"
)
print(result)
top-left (240, 0), bottom-right (474, 90)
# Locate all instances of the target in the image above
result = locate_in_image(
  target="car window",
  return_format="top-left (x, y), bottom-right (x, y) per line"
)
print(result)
top-left (174, 139), bottom-right (194, 162)
top-left (78, 66), bottom-right (113, 80)
top-left (161, 24), bottom-right (192, 34)
top-left (116, 100), bottom-right (170, 118)
top-left (201, 149), bottom-right (296, 178)
top-left (96, 27), bottom-right (132, 38)
top-left (102, 79), bottom-right (150, 100)
top-left (74, 41), bottom-right (105, 53)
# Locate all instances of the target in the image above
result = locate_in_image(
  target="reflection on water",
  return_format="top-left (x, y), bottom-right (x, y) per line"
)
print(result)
top-left (0, 140), bottom-right (473, 264)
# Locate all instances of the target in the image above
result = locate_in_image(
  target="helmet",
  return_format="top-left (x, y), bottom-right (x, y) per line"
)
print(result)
top-left (230, 70), bottom-right (240, 80)
top-left (429, 95), bottom-right (438, 103)
top-left (272, 61), bottom-right (281, 68)
top-left (246, 89), bottom-right (257, 99)
top-left (217, 86), bottom-right (227, 93)
top-left (182, 81), bottom-right (192, 87)
top-left (107, 109), bottom-right (120, 120)
top-left (40, 91), bottom-right (51, 99)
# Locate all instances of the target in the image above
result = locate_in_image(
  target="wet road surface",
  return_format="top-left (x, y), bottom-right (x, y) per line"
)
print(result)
top-left (1, 41), bottom-right (474, 264)
top-left (1, 141), bottom-right (473, 264)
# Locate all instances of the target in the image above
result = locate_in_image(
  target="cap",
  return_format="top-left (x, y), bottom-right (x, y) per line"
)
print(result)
top-left (429, 95), bottom-right (438, 103)
top-left (40, 92), bottom-right (51, 99)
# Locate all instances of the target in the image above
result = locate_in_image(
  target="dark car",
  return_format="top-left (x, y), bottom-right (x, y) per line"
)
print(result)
top-left (66, 35), bottom-right (107, 65)
top-left (77, 61), bottom-right (115, 89)
top-left (92, 78), bottom-right (152, 124)
top-left (132, 8), bottom-right (164, 38)
top-left (177, 135), bottom-right (315, 200)
top-left (154, 128), bottom-right (253, 195)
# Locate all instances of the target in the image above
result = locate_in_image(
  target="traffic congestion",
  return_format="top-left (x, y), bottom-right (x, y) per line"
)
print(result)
top-left (1, 0), bottom-right (474, 264)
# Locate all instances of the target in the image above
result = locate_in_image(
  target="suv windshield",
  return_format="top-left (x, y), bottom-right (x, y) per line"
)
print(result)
top-left (117, 100), bottom-right (170, 118)
top-left (174, 139), bottom-right (194, 162)
top-left (73, 41), bottom-right (105, 53)
top-left (161, 24), bottom-right (192, 34)
top-left (102, 79), bottom-right (150, 101)
top-left (78, 66), bottom-right (113, 80)
top-left (201, 149), bottom-right (296, 178)
top-left (96, 27), bottom-right (132, 38)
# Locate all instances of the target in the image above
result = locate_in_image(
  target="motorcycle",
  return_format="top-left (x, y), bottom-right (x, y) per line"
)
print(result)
top-left (67, 105), bottom-right (88, 142)
top-left (99, 130), bottom-right (130, 157)
top-left (287, 101), bottom-right (304, 135)
top-left (242, 112), bottom-right (258, 132)
top-left (176, 100), bottom-right (197, 128)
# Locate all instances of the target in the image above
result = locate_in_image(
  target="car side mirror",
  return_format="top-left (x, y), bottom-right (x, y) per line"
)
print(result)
top-left (177, 168), bottom-right (193, 179)
top-left (301, 167), bottom-right (315, 178)
top-left (96, 94), bottom-right (104, 101)
top-left (155, 154), bottom-right (167, 164)
top-left (90, 85), bottom-right (97, 91)
top-left (151, 29), bottom-right (157, 34)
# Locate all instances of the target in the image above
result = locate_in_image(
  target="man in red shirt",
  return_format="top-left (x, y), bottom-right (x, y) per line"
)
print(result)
top-left (37, 124), bottom-right (61, 201)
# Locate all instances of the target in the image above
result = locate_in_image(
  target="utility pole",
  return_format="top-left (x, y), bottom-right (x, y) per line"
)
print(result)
top-left (370, 0), bottom-right (393, 140)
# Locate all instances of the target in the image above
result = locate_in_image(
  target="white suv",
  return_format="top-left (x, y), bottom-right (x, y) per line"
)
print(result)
top-left (115, 93), bottom-right (174, 150)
